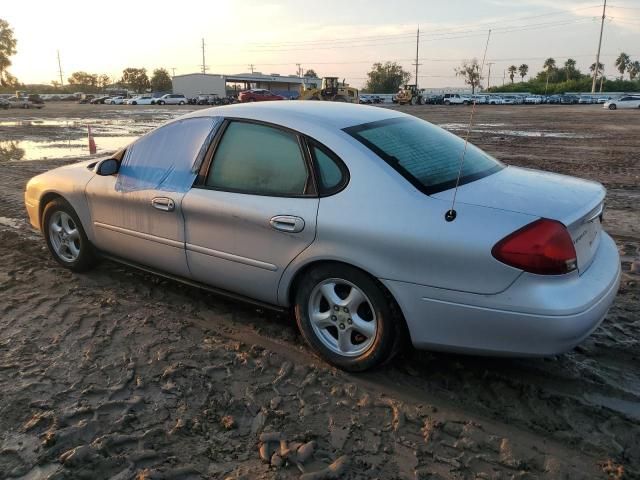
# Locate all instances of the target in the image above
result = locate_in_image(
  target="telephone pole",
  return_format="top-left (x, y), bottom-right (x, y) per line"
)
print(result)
top-left (486, 62), bottom-right (494, 89)
top-left (502, 69), bottom-right (506, 86)
top-left (296, 63), bottom-right (302, 77)
top-left (57, 50), bottom-right (64, 87)
top-left (201, 38), bottom-right (208, 74)
top-left (591, 0), bottom-right (607, 93)
top-left (248, 64), bottom-right (255, 74)
top-left (171, 67), bottom-right (176, 77)
top-left (412, 26), bottom-right (422, 88)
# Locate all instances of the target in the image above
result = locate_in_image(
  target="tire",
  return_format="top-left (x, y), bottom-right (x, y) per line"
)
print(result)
top-left (179, 101), bottom-right (185, 105)
top-left (334, 96), bottom-right (347, 103)
top-left (608, 104), bottom-right (616, 110)
top-left (444, 100), bottom-right (451, 105)
top-left (410, 96), bottom-right (417, 105)
top-left (158, 101), bottom-right (165, 105)
top-left (132, 101), bottom-right (137, 105)
top-left (294, 263), bottom-right (398, 372)
top-left (417, 96), bottom-right (423, 105)
top-left (42, 198), bottom-right (97, 272)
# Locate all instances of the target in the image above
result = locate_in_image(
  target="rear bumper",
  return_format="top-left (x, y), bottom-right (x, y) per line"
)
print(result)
top-left (383, 232), bottom-right (621, 356)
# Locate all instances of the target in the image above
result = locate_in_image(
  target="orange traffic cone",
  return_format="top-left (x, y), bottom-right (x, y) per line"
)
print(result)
top-left (88, 125), bottom-right (97, 154)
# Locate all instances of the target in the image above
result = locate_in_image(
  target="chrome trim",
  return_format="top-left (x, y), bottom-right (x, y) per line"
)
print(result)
top-left (186, 243), bottom-right (278, 271)
top-left (94, 222), bottom-right (184, 248)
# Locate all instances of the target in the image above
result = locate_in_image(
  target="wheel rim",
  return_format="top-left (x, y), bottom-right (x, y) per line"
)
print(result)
top-left (48, 211), bottom-right (81, 263)
top-left (308, 278), bottom-right (377, 357)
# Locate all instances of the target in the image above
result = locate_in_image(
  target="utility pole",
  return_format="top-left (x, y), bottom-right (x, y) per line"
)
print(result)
top-left (248, 64), bottom-right (255, 74)
top-left (486, 62), bottom-right (494, 89)
top-left (171, 67), bottom-right (176, 77)
top-left (201, 38), bottom-right (208, 74)
top-left (57, 50), bottom-right (64, 87)
top-left (591, 0), bottom-right (607, 93)
top-left (502, 69), bottom-right (506, 86)
top-left (412, 26), bottom-right (421, 88)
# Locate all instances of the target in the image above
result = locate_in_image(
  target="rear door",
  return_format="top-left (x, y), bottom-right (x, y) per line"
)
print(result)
top-left (182, 119), bottom-right (319, 304)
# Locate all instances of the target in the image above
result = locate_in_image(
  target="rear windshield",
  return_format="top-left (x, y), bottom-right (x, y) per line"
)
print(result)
top-left (344, 116), bottom-right (503, 194)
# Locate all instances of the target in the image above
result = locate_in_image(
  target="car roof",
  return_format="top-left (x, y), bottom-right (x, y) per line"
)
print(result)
top-left (182, 101), bottom-right (403, 131)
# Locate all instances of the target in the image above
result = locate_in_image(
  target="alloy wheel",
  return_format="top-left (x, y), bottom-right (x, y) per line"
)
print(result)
top-left (308, 278), bottom-right (377, 357)
top-left (48, 211), bottom-right (81, 263)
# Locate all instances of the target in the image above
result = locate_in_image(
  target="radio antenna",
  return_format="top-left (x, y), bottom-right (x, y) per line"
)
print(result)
top-left (445, 29), bottom-right (492, 222)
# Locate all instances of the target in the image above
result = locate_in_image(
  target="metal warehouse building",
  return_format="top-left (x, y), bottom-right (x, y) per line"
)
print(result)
top-left (172, 72), bottom-right (321, 99)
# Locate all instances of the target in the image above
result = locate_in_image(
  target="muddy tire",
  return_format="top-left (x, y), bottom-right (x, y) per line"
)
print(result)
top-left (43, 198), bottom-right (97, 272)
top-left (294, 263), bottom-right (398, 372)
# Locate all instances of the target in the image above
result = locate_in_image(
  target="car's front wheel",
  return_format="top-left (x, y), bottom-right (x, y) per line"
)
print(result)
top-left (609, 104), bottom-right (617, 110)
top-left (294, 264), bottom-right (398, 371)
top-left (43, 198), bottom-right (97, 272)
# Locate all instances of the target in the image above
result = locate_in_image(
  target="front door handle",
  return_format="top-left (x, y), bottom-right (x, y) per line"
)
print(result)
top-left (151, 197), bottom-right (175, 212)
top-left (270, 215), bottom-right (305, 233)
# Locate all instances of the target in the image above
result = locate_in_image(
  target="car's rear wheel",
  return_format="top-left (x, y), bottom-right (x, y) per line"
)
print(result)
top-left (43, 199), bottom-right (97, 272)
top-left (609, 104), bottom-right (616, 110)
top-left (294, 264), bottom-right (398, 371)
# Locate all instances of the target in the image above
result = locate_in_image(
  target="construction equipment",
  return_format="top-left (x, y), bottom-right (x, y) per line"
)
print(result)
top-left (299, 77), bottom-right (359, 103)
top-left (396, 84), bottom-right (423, 105)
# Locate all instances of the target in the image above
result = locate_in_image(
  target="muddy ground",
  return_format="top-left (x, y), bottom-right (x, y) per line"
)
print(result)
top-left (0, 103), bottom-right (638, 480)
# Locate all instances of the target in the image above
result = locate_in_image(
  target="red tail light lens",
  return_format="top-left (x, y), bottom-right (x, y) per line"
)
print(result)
top-left (492, 219), bottom-right (577, 275)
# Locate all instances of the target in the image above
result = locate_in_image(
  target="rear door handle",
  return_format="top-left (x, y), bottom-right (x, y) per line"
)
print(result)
top-left (270, 215), bottom-right (305, 233)
top-left (151, 197), bottom-right (175, 212)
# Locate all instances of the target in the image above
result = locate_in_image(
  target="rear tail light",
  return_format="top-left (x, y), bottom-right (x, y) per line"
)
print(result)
top-left (492, 219), bottom-right (577, 275)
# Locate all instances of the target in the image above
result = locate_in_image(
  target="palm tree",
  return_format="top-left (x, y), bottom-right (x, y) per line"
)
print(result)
top-left (564, 58), bottom-right (577, 81)
top-left (590, 61), bottom-right (604, 77)
top-left (543, 58), bottom-right (556, 93)
top-left (628, 61), bottom-right (640, 81)
top-left (615, 52), bottom-right (630, 80)
top-left (507, 65), bottom-right (517, 83)
top-left (518, 64), bottom-right (528, 82)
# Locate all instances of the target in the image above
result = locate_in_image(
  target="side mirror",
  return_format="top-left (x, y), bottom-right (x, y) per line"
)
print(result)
top-left (96, 158), bottom-right (119, 176)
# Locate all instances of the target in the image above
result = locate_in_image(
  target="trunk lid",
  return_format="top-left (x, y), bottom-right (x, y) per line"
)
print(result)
top-left (433, 166), bottom-right (605, 273)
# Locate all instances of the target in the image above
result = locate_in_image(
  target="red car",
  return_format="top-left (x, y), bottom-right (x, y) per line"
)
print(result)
top-left (238, 89), bottom-right (285, 102)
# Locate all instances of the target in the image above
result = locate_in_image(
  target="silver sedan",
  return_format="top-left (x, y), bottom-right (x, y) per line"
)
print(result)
top-left (24, 102), bottom-right (621, 371)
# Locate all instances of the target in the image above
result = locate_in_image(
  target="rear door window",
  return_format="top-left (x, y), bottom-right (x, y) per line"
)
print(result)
top-left (205, 121), bottom-right (309, 196)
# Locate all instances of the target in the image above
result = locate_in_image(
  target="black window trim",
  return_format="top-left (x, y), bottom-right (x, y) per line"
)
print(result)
top-left (194, 117), bottom-right (318, 198)
top-left (303, 136), bottom-right (350, 197)
top-left (343, 116), bottom-right (503, 196)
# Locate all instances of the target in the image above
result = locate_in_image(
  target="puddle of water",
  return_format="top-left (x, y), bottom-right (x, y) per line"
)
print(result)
top-left (0, 136), bottom-right (138, 161)
top-left (439, 123), bottom-right (593, 139)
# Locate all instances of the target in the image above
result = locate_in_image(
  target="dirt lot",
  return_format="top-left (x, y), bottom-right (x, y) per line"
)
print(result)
top-left (0, 103), bottom-right (638, 479)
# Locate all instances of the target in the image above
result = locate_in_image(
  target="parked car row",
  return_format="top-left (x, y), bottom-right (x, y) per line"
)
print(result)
top-left (0, 94), bottom-right (45, 109)
top-left (359, 94), bottom-right (385, 104)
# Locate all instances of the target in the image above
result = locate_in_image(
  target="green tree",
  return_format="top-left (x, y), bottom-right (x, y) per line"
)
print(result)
top-left (97, 74), bottom-right (111, 89)
top-left (150, 68), bottom-right (172, 91)
top-left (67, 71), bottom-right (98, 90)
top-left (507, 65), bottom-right (517, 83)
top-left (120, 68), bottom-right (150, 93)
top-left (455, 59), bottom-right (482, 94)
top-left (564, 58), bottom-right (577, 81)
top-left (628, 60), bottom-right (640, 81)
top-left (303, 69), bottom-right (318, 78)
top-left (364, 62), bottom-right (411, 93)
top-left (615, 52), bottom-right (630, 80)
top-left (0, 18), bottom-right (18, 87)
top-left (518, 64), bottom-right (529, 82)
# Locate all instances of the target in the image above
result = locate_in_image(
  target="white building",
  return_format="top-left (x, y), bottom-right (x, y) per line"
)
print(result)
top-left (172, 72), bottom-right (321, 99)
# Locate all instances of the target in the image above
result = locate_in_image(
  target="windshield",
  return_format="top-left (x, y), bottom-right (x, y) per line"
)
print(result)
top-left (344, 116), bottom-right (503, 194)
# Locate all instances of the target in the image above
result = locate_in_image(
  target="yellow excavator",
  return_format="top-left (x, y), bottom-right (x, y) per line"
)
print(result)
top-left (299, 77), bottom-right (359, 103)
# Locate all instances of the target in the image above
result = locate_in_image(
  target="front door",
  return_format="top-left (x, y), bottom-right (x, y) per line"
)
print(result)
top-left (85, 117), bottom-right (218, 277)
top-left (182, 120), bottom-right (319, 304)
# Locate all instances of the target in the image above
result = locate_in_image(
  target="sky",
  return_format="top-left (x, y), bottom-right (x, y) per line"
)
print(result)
top-left (3, 0), bottom-right (640, 89)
